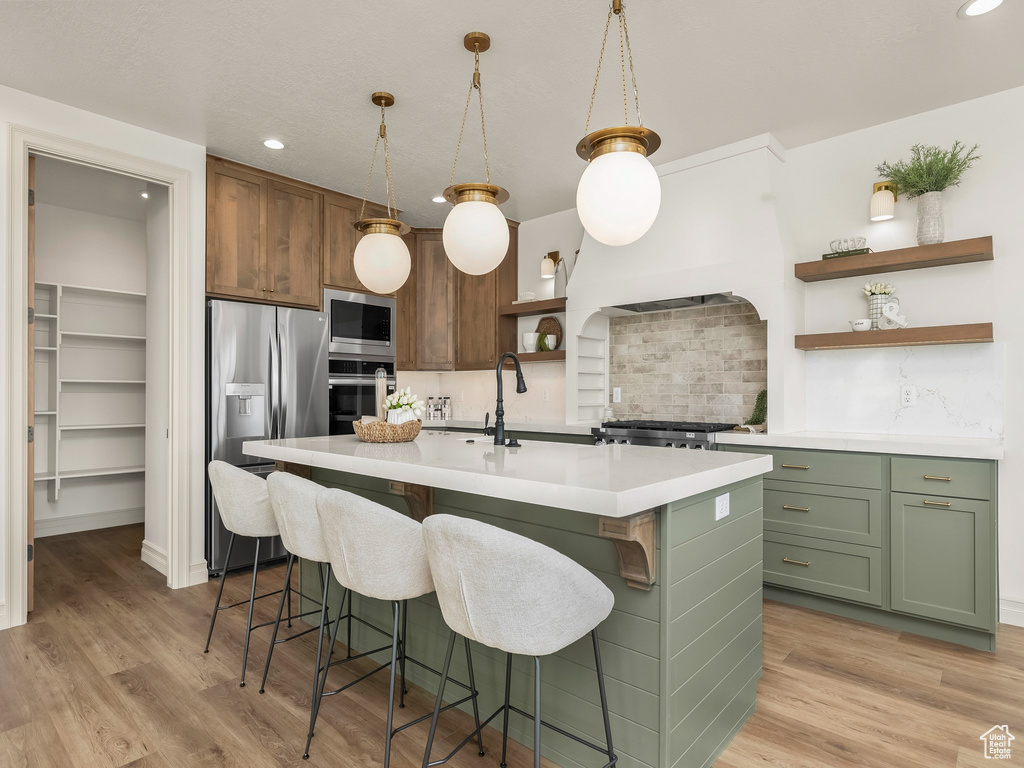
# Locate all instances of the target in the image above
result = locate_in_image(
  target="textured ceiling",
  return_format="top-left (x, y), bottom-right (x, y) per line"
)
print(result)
top-left (1, 0), bottom-right (1022, 226)
top-left (34, 156), bottom-right (150, 222)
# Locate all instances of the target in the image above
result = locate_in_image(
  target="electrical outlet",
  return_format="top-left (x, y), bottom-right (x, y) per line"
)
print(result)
top-left (901, 385), bottom-right (917, 407)
top-left (612, 387), bottom-right (622, 403)
top-left (715, 493), bottom-right (730, 521)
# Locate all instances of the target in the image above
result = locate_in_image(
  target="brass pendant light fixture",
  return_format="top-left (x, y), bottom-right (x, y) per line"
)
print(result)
top-left (352, 91), bottom-right (412, 294)
top-left (576, 0), bottom-right (662, 246)
top-left (442, 32), bottom-right (511, 276)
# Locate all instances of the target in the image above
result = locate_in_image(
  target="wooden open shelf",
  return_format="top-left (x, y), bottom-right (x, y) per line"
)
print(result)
top-left (499, 297), bottom-right (567, 317)
top-left (510, 350), bottom-right (566, 363)
top-left (795, 236), bottom-right (993, 283)
top-left (795, 323), bottom-right (993, 351)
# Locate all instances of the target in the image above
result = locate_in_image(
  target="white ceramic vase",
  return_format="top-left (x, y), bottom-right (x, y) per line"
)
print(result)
top-left (916, 191), bottom-right (944, 245)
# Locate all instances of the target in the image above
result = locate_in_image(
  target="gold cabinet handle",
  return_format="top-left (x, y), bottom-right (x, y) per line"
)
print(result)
top-left (781, 464), bottom-right (809, 470)
top-left (783, 557), bottom-right (811, 567)
top-left (782, 504), bottom-right (810, 512)
top-left (923, 499), bottom-right (952, 507)
top-left (924, 475), bottom-right (952, 481)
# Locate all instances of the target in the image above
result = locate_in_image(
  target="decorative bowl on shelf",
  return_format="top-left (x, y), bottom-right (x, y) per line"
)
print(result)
top-left (352, 418), bottom-right (422, 443)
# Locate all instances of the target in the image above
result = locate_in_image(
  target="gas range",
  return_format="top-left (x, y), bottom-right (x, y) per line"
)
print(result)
top-left (592, 420), bottom-right (738, 449)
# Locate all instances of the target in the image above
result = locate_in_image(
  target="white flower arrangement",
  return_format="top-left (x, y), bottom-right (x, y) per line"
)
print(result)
top-left (384, 387), bottom-right (425, 417)
top-left (863, 281), bottom-right (895, 297)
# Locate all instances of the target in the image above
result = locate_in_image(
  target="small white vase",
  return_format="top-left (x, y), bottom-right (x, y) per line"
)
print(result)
top-left (386, 409), bottom-right (417, 425)
top-left (916, 191), bottom-right (944, 245)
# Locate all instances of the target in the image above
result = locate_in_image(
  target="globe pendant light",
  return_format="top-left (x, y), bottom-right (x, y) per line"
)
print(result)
top-left (576, 0), bottom-right (662, 247)
top-left (442, 32), bottom-right (510, 276)
top-left (352, 91), bottom-right (412, 294)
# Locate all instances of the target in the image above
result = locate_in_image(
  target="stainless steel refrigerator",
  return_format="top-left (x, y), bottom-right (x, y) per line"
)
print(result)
top-left (205, 299), bottom-right (329, 575)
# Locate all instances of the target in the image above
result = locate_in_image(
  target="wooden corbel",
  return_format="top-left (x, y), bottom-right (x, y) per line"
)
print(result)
top-left (598, 510), bottom-right (657, 590)
top-left (387, 481), bottom-right (434, 523)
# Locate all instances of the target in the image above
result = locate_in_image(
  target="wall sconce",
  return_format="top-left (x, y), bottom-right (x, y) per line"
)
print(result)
top-left (540, 251), bottom-right (561, 279)
top-left (870, 181), bottom-right (897, 221)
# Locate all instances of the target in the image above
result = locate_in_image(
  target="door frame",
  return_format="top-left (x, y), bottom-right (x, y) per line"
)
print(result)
top-left (4, 125), bottom-right (197, 627)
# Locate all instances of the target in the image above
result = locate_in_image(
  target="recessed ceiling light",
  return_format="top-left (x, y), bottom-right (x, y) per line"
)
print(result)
top-left (139, 191), bottom-right (149, 199)
top-left (958, 0), bottom-right (1003, 18)
top-left (432, 195), bottom-right (446, 203)
top-left (263, 139), bottom-right (285, 149)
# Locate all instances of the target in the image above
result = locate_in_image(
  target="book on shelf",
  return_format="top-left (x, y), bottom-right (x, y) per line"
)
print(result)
top-left (822, 248), bottom-right (872, 260)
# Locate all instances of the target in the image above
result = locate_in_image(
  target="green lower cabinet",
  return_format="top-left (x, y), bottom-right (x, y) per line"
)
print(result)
top-left (890, 492), bottom-right (995, 631)
top-left (763, 532), bottom-right (882, 606)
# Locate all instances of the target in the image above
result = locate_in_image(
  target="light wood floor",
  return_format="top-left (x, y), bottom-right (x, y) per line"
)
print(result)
top-left (2, 525), bottom-right (1022, 768)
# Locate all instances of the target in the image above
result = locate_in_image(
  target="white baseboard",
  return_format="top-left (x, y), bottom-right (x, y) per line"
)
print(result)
top-left (140, 539), bottom-right (168, 576)
top-left (35, 508), bottom-right (144, 538)
top-left (1000, 597), bottom-right (1024, 628)
top-left (188, 560), bottom-right (209, 586)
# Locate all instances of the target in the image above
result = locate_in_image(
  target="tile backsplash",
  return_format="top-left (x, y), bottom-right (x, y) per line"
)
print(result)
top-left (609, 302), bottom-right (767, 424)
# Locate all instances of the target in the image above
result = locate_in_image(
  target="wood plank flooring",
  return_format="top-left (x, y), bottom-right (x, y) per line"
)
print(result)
top-left (3, 524), bottom-right (1023, 768)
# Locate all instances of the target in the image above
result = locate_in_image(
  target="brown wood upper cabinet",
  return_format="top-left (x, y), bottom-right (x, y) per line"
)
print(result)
top-left (206, 157), bottom-right (322, 308)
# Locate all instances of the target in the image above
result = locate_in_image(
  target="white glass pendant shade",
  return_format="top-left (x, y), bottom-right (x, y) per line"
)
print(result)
top-left (353, 232), bottom-right (411, 294)
top-left (540, 256), bottom-right (556, 278)
top-left (443, 200), bottom-right (510, 275)
top-left (576, 150), bottom-right (661, 246)
top-left (870, 188), bottom-right (896, 221)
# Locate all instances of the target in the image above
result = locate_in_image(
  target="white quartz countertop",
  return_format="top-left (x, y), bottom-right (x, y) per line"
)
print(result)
top-left (421, 420), bottom-right (595, 436)
top-left (716, 430), bottom-right (1003, 460)
top-left (243, 432), bottom-right (773, 518)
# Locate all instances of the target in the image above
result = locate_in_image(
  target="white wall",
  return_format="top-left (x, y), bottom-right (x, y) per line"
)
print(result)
top-left (0, 83), bottom-right (208, 618)
top-left (145, 184), bottom-right (170, 572)
top-left (784, 86), bottom-right (1023, 616)
top-left (35, 204), bottom-right (147, 291)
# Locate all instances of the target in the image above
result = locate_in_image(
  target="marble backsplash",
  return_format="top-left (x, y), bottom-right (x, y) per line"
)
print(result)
top-left (608, 302), bottom-right (768, 424)
top-left (804, 343), bottom-right (1004, 438)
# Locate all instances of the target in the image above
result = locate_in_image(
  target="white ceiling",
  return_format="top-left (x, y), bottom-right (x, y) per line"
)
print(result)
top-left (34, 155), bottom-right (150, 222)
top-left (2, 1), bottom-right (1022, 227)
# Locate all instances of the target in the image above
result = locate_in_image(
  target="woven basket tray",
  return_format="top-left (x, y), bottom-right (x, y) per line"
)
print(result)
top-left (352, 418), bottom-right (422, 443)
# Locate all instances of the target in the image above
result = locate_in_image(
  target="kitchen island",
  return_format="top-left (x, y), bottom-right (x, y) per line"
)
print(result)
top-left (243, 433), bottom-right (772, 768)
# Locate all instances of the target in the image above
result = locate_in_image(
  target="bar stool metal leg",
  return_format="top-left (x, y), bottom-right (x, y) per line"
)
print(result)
top-left (258, 553), bottom-right (295, 694)
top-left (499, 652), bottom-right (512, 768)
top-left (464, 637), bottom-right (486, 757)
top-left (239, 537), bottom-right (261, 687)
top-left (421, 630), bottom-right (458, 768)
top-left (383, 601), bottom-right (402, 768)
top-left (593, 629), bottom-right (616, 765)
top-left (204, 532), bottom-right (236, 653)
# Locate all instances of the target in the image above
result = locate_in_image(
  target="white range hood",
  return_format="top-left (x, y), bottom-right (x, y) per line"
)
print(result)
top-left (564, 134), bottom-right (806, 429)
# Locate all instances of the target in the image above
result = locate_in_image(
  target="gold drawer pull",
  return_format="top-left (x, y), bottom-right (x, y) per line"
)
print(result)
top-left (782, 504), bottom-right (810, 512)
top-left (781, 464), bottom-right (809, 470)
top-left (783, 557), bottom-right (811, 567)
top-left (923, 499), bottom-right (952, 507)
top-left (924, 475), bottom-right (952, 481)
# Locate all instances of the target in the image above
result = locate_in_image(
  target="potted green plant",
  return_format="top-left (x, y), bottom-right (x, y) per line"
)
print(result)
top-left (876, 141), bottom-right (980, 245)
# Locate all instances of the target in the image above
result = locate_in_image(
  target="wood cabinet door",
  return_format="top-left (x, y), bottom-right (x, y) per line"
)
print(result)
top-left (206, 160), bottom-right (268, 300)
top-left (455, 268), bottom-right (498, 370)
top-left (415, 234), bottom-right (454, 370)
top-left (266, 181), bottom-right (322, 308)
top-left (890, 491), bottom-right (995, 630)
top-left (395, 232), bottom-right (418, 370)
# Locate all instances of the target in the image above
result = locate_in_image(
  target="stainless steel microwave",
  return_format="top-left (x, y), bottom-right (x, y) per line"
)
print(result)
top-left (324, 289), bottom-right (396, 357)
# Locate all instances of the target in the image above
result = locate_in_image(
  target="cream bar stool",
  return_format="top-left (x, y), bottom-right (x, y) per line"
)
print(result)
top-left (307, 488), bottom-right (485, 765)
top-left (420, 515), bottom-right (617, 768)
top-left (259, 471), bottom-right (347, 695)
top-left (204, 460), bottom-right (283, 688)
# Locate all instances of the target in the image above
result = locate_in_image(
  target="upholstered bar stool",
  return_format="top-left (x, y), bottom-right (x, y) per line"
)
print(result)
top-left (308, 488), bottom-right (485, 765)
top-left (420, 514), bottom-right (618, 768)
top-left (259, 471), bottom-right (344, 695)
top-left (204, 460), bottom-right (284, 688)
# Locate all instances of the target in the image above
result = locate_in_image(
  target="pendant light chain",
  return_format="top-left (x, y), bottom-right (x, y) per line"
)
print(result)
top-left (584, 1), bottom-right (644, 134)
top-left (449, 45), bottom-right (491, 187)
top-left (359, 103), bottom-right (399, 221)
